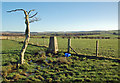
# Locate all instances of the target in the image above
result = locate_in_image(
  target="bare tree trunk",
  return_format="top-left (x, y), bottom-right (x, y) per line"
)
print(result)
top-left (20, 15), bottom-right (30, 64)
top-left (7, 9), bottom-right (39, 65)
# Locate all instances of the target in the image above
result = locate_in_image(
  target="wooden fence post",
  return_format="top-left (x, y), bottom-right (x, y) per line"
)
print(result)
top-left (68, 38), bottom-right (71, 53)
top-left (96, 40), bottom-right (99, 56)
top-left (43, 38), bottom-right (44, 45)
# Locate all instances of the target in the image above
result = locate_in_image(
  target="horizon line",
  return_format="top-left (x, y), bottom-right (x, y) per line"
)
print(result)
top-left (0, 29), bottom-right (118, 32)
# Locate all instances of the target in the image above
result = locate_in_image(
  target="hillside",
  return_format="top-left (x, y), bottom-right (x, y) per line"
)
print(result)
top-left (0, 30), bottom-right (119, 36)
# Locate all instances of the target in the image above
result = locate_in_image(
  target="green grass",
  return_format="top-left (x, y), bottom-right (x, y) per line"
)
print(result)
top-left (2, 40), bottom-right (47, 67)
top-left (8, 36), bottom-right (119, 58)
top-left (10, 37), bottom-right (49, 46)
top-left (1, 39), bottom-right (120, 82)
top-left (2, 40), bottom-right (47, 53)
top-left (71, 38), bottom-right (118, 58)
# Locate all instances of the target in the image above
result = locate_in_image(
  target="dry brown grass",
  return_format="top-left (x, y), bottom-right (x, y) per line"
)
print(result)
top-left (56, 57), bottom-right (68, 64)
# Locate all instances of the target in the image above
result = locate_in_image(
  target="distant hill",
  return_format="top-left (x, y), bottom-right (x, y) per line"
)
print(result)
top-left (0, 30), bottom-right (119, 36)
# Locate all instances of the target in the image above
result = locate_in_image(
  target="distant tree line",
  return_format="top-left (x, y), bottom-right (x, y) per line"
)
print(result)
top-left (1, 32), bottom-right (101, 36)
top-left (112, 32), bottom-right (120, 35)
top-left (2, 33), bottom-right (24, 36)
top-left (51, 33), bottom-right (101, 36)
top-left (62, 36), bottom-right (111, 39)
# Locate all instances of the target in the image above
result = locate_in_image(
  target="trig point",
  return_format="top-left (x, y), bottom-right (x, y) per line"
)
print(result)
top-left (48, 36), bottom-right (58, 54)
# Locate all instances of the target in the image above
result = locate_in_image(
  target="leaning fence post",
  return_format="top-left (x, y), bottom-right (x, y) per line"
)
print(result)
top-left (96, 40), bottom-right (99, 56)
top-left (68, 38), bottom-right (71, 53)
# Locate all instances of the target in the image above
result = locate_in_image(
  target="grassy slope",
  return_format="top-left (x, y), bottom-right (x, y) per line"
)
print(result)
top-left (8, 36), bottom-right (118, 58)
top-left (1, 40), bottom-right (120, 82)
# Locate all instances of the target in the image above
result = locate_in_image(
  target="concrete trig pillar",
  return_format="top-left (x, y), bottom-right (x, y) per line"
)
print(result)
top-left (48, 36), bottom-right (58, 54)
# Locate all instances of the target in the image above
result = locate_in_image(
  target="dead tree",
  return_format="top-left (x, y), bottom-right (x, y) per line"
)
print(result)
top-left (7, 9), bottom-right (39, 64)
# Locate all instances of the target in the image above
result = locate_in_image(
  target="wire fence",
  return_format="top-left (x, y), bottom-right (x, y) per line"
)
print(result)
top-left (3, 36), bottom-right (119, 58)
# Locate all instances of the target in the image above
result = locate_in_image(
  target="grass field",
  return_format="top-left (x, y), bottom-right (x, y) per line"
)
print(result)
top-left (1, 39), bottom-right (120, 82)
top-left (9, 37), bottom-right (119, 58)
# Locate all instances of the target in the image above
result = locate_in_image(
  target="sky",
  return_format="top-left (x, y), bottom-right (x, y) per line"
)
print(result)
top-left (1, 0), bottom-right (119, 2)
top-left (2, 2), bottom-right (118, 32)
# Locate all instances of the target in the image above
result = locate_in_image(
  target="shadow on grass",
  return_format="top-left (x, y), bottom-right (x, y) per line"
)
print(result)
top-left (71, 53), bottom-right (120, 63)
top-left (11, 39), bottom-right (48, 48)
